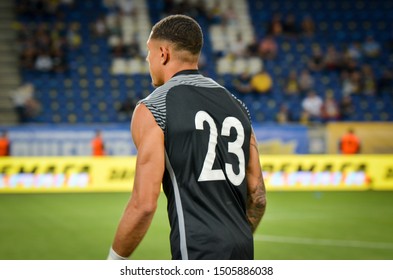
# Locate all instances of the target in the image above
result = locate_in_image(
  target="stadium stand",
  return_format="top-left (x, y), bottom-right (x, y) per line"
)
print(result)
top-left (12, 0), bottom-right (393, 124)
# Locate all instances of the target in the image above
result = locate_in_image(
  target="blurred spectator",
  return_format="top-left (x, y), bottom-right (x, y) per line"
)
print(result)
top-left (19, 39), bottom-right (37, 70)
top-left (10, 83), bottom-right (41, 123)
top-left (284, 70), bottom-right (299, 95)
top-left (341, 71), bottom-right (353, 96)
top-left (15, 15), bottom-right (73, 73)
top-left (207, 1), bottom-right (223, 24)
top-left (362, 35), bottom-right (381, 59)
top-left (60, 0), bottom-right (75, 7)
top-left (349, 71), bottom-right (363, 95)
top-left (67, 22), bottom-right (82, 49)
top-left (307, 45), bottom-right (325, 72)
top-left (276, 104), bottom-right (294, 124)
top-left (51, 22), bottom-right (68, 50)
top-left (91, 14), bottom-right (108, 37)
top-left (258, 35), bottom-right (278, 60)
top-left (222, 3), bottom-right (238, 26)
top-left (377, 69), bottom-right (393, 95)
top-left (339, 128), bottom-right (361, 154)
top-left (246, 36), bottom-right (259, 57)
top-left (266, 13), bottom-right (283, 36)
top-left (91, 130), bottom-right (106, 156)
top-left (16, 0), bottom-right (47, 18)
top-left (321, 91), bottom-right (340, 122)
top-left (342, 57), bottom-right (360, 74)
top-left (103, 0), bottom-right (117, 9)
top-left (229, 33), bottom-right (247, 57)
top-left (127, 34), bottom-right (142, 58)
top-left (298, 69), bottom-right (315, 94)
top-left (251, 69), bottom-right (273, 95)
top-left (106, 12), bottom-right (122, 38)
top-left (233, 72), bottom-right (253, 96)
top-left (341, 70), bottom-right (362, 96)
top-left (117, 0), bottom-right (136, 16)
top-left (324, 45), bottom-right (343, 72)
top-left (118, 95), bottom-right (138, 119)
top-left (345, 42), bottom-right (363, 63)
top-left (299, 109), bottom-right (310, 125)
top-left (361, 65), bottom-right (377, 95)
top-left (0, 131), bottom-right (10, 157)
top-left (111, 38), bottom-right (127, 58)
top-left (35, 23), bottom-right (51, 52)
top-left (164, 0), bottom-right (206, 18)
top-left (51, 48), bottom-right (67, 73)
top-left (301, 90), bottom-right (323, 121)
top-left (282, 14), bottom-right (299, 37)
top-left (339, 95), bottom-right (354, 121)
top-left (301, 15), bottom-right (315, 37)
top-left (35, 50), bottom-right (53, 71)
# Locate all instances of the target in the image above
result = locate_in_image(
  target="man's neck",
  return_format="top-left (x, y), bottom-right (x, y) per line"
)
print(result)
top-left (163, 62), bottom-right (199, 83)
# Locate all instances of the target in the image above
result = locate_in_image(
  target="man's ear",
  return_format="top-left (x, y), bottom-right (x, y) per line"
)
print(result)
top-left (160, 46), bottom-right (170, 65)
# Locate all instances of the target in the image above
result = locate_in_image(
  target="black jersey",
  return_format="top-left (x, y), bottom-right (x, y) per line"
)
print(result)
top-left (140, 70), bottom-right (253, 260)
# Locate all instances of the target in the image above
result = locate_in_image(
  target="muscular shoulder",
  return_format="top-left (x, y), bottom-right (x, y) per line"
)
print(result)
top-left (138, 79), bottom-right (179, 132)
top-left (131, 103), bottom-right (163, 149)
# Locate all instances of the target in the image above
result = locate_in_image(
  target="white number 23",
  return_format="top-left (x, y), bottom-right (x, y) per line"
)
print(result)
top-left (195, 111), bottom-right (245, 186)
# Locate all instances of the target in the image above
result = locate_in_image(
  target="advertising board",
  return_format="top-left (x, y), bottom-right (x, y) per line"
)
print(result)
top-left (1, 155), bottom-right (391, 193)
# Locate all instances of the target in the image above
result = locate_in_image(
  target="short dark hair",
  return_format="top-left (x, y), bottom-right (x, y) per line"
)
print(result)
top-left (150, 14), bottom-right (203, 55)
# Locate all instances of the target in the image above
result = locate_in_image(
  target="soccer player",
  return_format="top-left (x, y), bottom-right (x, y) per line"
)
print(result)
top-left (108, 15), bottom-right (267, 260)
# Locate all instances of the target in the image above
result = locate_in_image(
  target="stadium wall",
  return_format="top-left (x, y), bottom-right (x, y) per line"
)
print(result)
top-left (1, 155), bottom-right (392, 193)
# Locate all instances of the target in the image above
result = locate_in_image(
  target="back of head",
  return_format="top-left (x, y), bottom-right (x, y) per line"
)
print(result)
top-left (150, 14), bottom-right (203, 56)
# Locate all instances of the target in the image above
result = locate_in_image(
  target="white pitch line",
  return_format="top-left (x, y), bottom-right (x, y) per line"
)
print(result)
top-left (255, 235), bottom-right (393, 250)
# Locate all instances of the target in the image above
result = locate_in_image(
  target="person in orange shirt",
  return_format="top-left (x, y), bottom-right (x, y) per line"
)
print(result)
top-left (91, 130), bottom-right (106, 156)
top-left (339, 128), bottom-right (361, 154)
top-left (0, 131), bottom-right (10, 156)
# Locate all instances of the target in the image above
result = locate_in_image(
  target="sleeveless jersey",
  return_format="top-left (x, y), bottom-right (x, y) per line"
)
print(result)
top-left (140, 70), bottom-right (253, 260)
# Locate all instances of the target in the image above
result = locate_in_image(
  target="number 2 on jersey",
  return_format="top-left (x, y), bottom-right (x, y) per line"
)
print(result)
top-left (195, 110), bottom-right (245, 186)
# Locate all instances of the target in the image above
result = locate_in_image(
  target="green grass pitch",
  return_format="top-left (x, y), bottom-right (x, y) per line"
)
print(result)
top-left (1, 191), bottom-right (393, 260)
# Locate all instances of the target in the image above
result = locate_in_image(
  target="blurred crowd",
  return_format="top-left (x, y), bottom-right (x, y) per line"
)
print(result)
top-left (229, 12), bottom-right (393, 124)
top-left (12, 0), bottom-right (393, 125)
top-left (15, 0), bottom-right (78, 74)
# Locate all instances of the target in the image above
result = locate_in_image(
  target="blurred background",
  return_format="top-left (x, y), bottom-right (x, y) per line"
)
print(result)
top-left (0, 0), bottom-right (393, 260)
top-left (0, 0), bottom-right (392, 156)
top-left (0, 0), bottom-right (392, 155)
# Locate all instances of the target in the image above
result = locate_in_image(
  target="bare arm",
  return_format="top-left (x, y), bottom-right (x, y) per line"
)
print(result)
top-left (246, 130), bottom-right (267, 233)
top-left (111, 103), bottom-right (165, 258)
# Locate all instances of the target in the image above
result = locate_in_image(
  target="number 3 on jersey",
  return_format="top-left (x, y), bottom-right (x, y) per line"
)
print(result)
top-left (195, 110), bottom-right (245, 186)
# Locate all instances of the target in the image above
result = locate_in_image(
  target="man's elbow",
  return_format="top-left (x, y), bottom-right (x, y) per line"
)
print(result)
top-left (138, 201), bottom-right (157, 217)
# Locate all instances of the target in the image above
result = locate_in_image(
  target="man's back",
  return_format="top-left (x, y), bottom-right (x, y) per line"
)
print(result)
top-left (108, 14), bottom-right (266, 262)
top-left (141, 70), bottom-right (253, 259)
